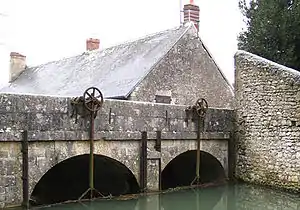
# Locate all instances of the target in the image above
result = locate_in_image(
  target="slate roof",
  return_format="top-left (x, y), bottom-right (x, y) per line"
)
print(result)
top-left (1, 25), bottom-right (191, 98)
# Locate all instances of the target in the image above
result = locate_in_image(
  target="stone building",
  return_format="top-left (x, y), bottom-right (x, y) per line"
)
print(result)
top-left (0, 2), bottom-right (235, 208)
top-left (1, 2), bottom-right (233, 109)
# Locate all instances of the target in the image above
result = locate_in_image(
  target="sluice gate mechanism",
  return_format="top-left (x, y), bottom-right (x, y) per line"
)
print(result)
top-left (185, 98), bottom-right (208, 186)
top-left (70, 87), bottom-right (104, 200)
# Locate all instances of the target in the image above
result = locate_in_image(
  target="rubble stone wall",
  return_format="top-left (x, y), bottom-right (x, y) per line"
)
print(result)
top-left (235, 50), bottom-right (300, 192)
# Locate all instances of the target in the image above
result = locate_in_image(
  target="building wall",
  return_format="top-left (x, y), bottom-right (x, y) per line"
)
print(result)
top-left (0, 93), bottom-right (232, 208)
top-left (130, 26), bottom-right (234, 109)
top-left (235, 50), bottom-right (300, 192)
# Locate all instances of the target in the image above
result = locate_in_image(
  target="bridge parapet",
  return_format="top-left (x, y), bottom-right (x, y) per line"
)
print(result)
top-left (0, 93), bottom-right (233, 141)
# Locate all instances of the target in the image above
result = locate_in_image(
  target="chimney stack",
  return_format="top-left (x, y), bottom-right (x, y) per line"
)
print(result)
top-left (183, 0), bottom-right (200, 31)
top-left (9, 52), bottom-right (26, 82)
top-left (86, 38), bottom-right (100, 51)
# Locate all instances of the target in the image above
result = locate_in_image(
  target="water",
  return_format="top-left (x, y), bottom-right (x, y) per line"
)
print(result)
top-left (34, 183), bottom-right (300, 210)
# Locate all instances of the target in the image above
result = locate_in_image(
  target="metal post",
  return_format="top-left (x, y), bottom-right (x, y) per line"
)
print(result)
top-left (78, 87), bottom-right (104, 201)
top-left (195, 116), bottom-right (202, 185)
top-left (89, 112), bottom-right (95, 199)
top-left (158, 157), bottom-right (161, 191)
top-left (190, 98), bottom-right (208, 186)
top-left (191, 115), bottom-right (202, 186)
top-left (21, 130), bottom-right (29, 209)
top-left (156, 131), bottom-right (162, 191)
top-left (155, 131), bottom-right (161, 152)
top-left (140, 132), bottom-right (147, 192)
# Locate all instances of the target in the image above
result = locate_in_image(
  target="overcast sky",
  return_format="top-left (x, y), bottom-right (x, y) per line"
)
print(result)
top-left (0, 0), bottom-right (244, 86)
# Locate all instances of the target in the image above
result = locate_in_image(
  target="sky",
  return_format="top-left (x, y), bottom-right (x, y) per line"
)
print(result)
top-left (0, 0), bottom-right (244, 87)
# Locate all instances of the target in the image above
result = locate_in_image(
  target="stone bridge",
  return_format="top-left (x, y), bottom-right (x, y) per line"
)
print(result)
top-left (0, 93), bottom-right (233, 208)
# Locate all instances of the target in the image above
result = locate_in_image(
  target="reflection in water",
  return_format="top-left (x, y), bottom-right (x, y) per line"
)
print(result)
top-left (160, 186), bottom-right (225, 210)
top-left (36, 183), bottom-right (300, 210)
top-left (38, 199), bottom-right (138, 210)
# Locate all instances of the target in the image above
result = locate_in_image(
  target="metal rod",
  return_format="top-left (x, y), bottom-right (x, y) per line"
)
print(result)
top-left (191, 115), bottom-right (203, 186)
top-left (195, 115), bottom-right (201, 184)
top-left (158, 158), bottom-right (161, 191)
top-left (21, 130), bottom-right (29, 209)
top-left (140, 132), bottom-right (147, 192)
top-left (89, 112), bottom-right (95, 199)
top-left (155, 131), bottom-right (161, 152)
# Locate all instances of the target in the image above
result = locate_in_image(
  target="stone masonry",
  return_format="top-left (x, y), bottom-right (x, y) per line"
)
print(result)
top-left (235, 50), bottom-right (300, 192)
top-left (129, 25), bottom-right (234, 109)
top-left (0, 93), bottom-right (233, 208)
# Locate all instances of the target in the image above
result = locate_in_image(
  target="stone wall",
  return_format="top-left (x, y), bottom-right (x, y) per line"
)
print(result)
top-left (0, 93), bottom-right (233, 208)
top-left (129, 26), bottom-right (234, 109)
top-left (0, 93), bottom-right (233, 141)
top-left (235, 50), bottom-right (300, 192)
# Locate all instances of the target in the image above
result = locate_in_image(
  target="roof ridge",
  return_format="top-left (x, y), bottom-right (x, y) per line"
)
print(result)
top-left (26, 25), bottom-right (186, 70)
top-left (97, 25), bottom-right (184, 52)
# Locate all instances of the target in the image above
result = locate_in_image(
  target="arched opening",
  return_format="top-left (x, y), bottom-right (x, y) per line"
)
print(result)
top-left (161, 150), bottom-right (226, 190)
top-left (30, 154), bottom-right (140, 206)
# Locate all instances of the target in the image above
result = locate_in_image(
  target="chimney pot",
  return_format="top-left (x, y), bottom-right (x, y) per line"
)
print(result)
top-left (183, 2), bottom-right (200, 31)
top-left (10, 52), bottom-right (26, 58)
top-left (86, 38), bottom-right (100, 51)
top-left (9, 52), bottom-right (26, 82)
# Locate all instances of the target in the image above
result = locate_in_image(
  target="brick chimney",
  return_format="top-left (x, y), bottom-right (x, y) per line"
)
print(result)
top-left (183, 0), bottom-right (200, 31)
top-left (9, 52), bottom-right (26, 82)
top-left (86, 38), bottom-right (100, 51)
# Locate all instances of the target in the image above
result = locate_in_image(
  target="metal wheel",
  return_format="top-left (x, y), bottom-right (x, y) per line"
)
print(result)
top-left (83, 87), bottom-right (103, 112)
top-left (195, 98), bottom-right (208, 117)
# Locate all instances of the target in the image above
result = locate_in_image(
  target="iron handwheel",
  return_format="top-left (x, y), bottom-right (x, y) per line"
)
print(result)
top-left (83, 87), bottom-right (104, 112)
top-left (195, 98), bottom-right (208, 117)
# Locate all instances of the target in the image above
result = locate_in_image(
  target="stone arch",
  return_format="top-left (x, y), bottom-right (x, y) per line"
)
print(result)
top-left (161, 140), bottom-right (228, 177)
top-left (161, 150), bottom-right (226, 190)
top-left (28, 141), bottom-right (140, 197)
top-left (29, 153), bottom-right (140, 206)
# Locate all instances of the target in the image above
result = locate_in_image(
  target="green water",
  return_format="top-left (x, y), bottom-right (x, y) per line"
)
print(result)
top-left (35, 183), bottom-right (300, 210)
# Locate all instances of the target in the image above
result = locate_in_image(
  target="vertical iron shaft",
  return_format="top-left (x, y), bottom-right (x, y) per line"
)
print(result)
top-left (22, 130), bottom-right (29, 209)
top-left (140, 131), bottom-right (147, 192)
top-left (195, 115), bottom-right (205, 185)
top-left (156, 131), bottom-right (162, 191)
top-left (195, 116), bottom-right (201, 184)
top-left (89, 112), bottom-right (95, 199)
top-left (155, 131), bottom-right (161, 152)
top-left (158, 157), bottom-right (162, 191)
